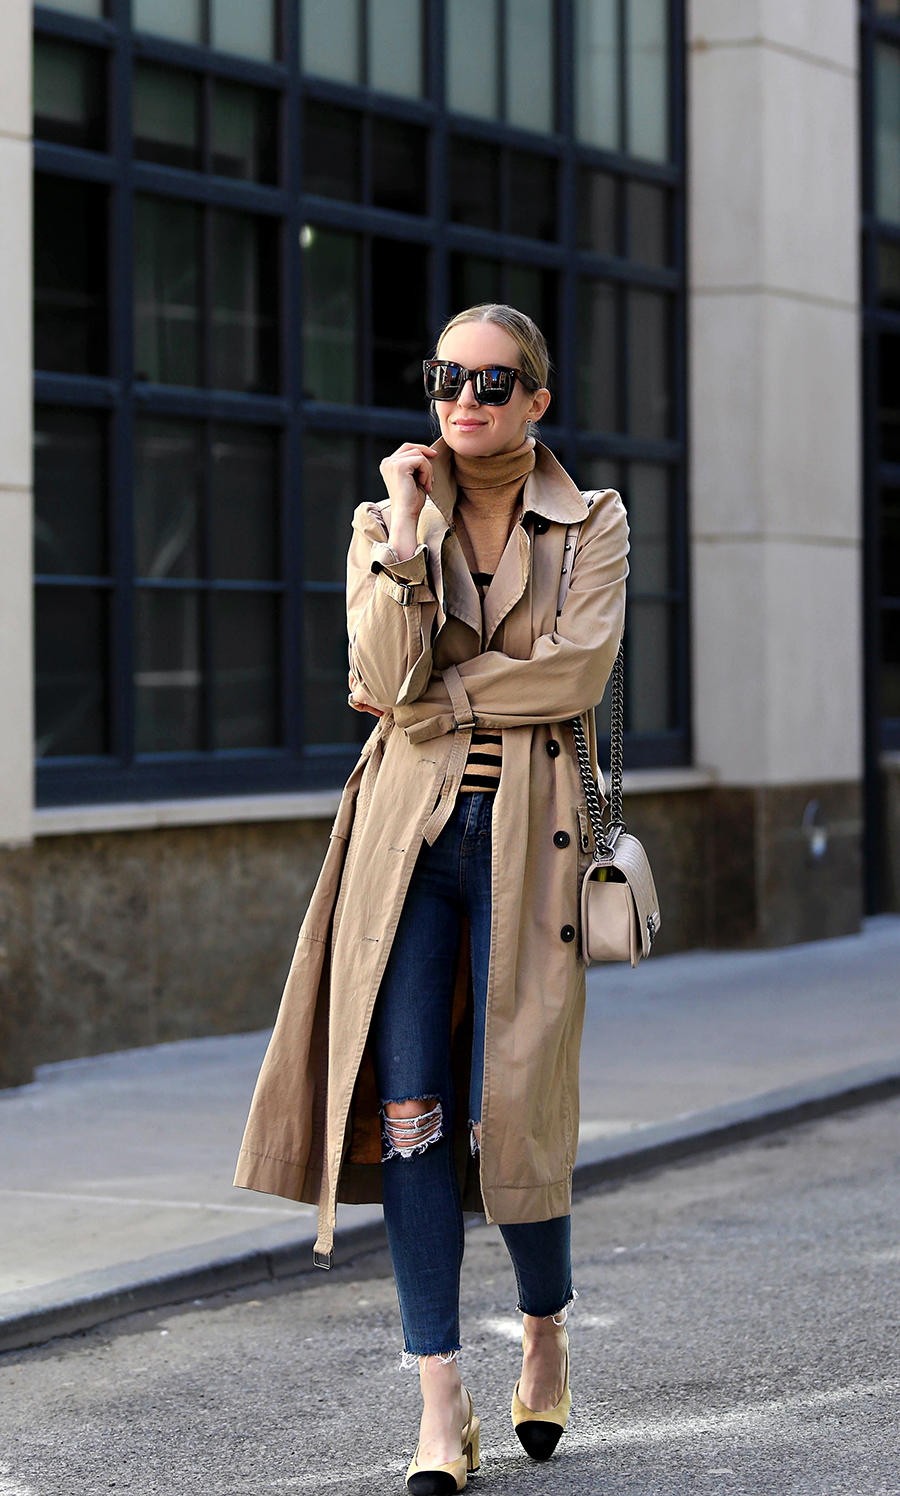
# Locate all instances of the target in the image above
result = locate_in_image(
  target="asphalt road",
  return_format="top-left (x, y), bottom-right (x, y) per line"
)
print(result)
top-left (3, 1098), bottom-right (900, 1496)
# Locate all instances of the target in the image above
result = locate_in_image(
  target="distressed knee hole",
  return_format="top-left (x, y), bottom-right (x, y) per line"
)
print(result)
top-left (469, 1120), bottom-right (482, 1156)
top-left (381, 1097), bottom-right (443, 1162)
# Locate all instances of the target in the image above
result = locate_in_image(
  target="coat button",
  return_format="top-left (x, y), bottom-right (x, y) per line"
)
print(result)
top-left (560, 925), bottom-right (576, 943)
top-left (553, 831), bottom-right (570, 849)
top-left (546, 739), bottom-right (560, 757)
top-left (535, 517), bottom-right (550, 534)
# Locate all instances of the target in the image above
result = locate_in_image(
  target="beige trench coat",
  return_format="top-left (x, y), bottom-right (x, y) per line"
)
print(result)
top-left (234, 439), bottom-right (629, 1263)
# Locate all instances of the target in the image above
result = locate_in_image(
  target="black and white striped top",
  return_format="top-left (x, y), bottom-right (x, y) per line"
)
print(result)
top-left (460, 570), bottom-right (502, 794)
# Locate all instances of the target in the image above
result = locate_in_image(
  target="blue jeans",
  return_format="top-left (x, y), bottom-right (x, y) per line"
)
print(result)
top-left (369, 792), bottom-right (573, 1358)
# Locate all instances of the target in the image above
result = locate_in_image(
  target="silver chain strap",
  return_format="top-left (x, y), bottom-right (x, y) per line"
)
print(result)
top-left (571, 640), bottom-right (626, 862)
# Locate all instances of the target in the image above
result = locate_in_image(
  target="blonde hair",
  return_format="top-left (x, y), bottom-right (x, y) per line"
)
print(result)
top-left (435, 303), bottom-right (551, 390)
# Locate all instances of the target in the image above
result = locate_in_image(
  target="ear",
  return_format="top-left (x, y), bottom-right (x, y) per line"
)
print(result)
top-left (527, 387), bottom-right (552, 423)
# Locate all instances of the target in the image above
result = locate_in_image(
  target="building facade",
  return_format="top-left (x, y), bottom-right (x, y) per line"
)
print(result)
top-left (0, 0), bottom-right (890, 1085)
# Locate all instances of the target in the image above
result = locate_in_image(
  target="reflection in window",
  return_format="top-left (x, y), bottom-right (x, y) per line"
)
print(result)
top-left (304, 591), bottom-right (369, 745)
top-left (134, 419), bottom-right (202, 580)
top-left (882, 488), bottom-right (900, 601)
top-left (133, 65), bottom-right (202, 172)
top-left (449, 138), bottom-right (500, 230)
top-left (623, 465), bottom-right (669, 594)
top-left (211, 427), bottom-right (279, 581)
top-left (451, 254), bottom-right (501, 314)
top-left (213, 593), bottom-right (279, 748)
top-left (134, 196), bottom-right (201, 385)
top-left (883, 610), bottom-right (900, 716)
top-left (627, 0), bottom-right (669, 163)
top-left (211, 0), bottom-right (276, 63)
top-left (34, 176), bottom-right (108, 376)
top-left (506, 0), bottom-right (554, 133)
top-left (508, 266), bottom-right (558, 371)
top-left (302, 226), bottom-right (359, 403)
top-left (446, 0), bottom-right (499, 120)
top-left (880, 332), bottom-right (900, 463)
top-left (303, 433), bottom-right (360, 585)
top-left (628, 181), bottom-right (669, 265)
top-left (35, 588), bottom-right (109, 758)
top-left (574, 0), bottom-right (619, 151)
top-left (40, 0), bottom-right (103, 14)
top-left (134, 589), bottom-right (202, 753)
top-left (212, 81), bottom-right (278, 184)
top-left (133, 0), bottom-right (203, 45)
top-left (34, 408), bottom-right (107, 579)
top-left (302, 0), bottom-right (360, 85)
top-left (33, 39), bottom-right (106, 152)
top-left (372, 117), bottom-right (428, 215)
top-left (303, 101), bottom-right (362, 201)
top-left (577, 281), bottom-right (617, 431)
top-left (211, 211), bottom-right (278, 394)
top-left (368, 0), bottom-right (423, 100)
top-left (628, 290), bottom-right (669, 439)
top-left (876, 42), bottom-right (900, 226)
top-left (577, 169), bottom-right (618, 255)
top-left (628, 602), bottom-right (673, 731)
top-left (878, 241), bottom-right (900, 311)
top-left (372, 239), bottom-right (429, 408)
top-left (509, 153), bottom-right (557, 242)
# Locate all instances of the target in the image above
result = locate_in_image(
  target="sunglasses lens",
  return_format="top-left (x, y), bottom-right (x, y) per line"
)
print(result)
top-left (473, 367), bottom-right (514, 404)
top-left (424, 362), bottom-right (462, 399)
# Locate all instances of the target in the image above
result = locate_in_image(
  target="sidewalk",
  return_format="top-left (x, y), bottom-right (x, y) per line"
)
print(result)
top-left (2, 915), bottom-right (900, 1352)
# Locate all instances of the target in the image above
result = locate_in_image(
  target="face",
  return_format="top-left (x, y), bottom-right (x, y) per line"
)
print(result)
top-left (433, 322), bottom-right (551, 457)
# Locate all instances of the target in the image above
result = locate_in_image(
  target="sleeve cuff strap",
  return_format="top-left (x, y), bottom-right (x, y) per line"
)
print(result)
top-left (370, 542), bottom-right (428, 584)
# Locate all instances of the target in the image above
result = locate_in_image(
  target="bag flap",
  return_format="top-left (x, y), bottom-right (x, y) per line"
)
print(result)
top-left (608, 833), bottom-right (661, 957)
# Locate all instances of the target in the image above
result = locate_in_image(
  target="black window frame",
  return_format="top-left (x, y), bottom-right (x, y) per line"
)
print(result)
top-left (34, 0), bottom-right (688, 808)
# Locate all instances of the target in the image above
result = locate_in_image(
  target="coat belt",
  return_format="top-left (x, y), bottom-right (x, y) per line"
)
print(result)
top-left (421, 665), bottom-right (475, 845)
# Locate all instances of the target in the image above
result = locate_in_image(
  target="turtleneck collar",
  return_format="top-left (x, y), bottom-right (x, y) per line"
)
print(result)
top-left (451, 437), bottom-right (537, 582)
top-left (452, 436), bottom-right (536, 500)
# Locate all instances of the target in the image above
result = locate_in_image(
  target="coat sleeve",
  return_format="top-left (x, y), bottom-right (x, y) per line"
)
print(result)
top-left (346, 501), bottom-right (439, 708)
top-left (394, 490), bottom-right (629, 737)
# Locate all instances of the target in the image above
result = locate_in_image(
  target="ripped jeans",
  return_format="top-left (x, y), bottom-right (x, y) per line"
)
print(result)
top-left (369, 791), bottom-right (573, 1360)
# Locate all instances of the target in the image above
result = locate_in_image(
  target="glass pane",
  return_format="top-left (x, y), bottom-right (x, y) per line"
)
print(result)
top-left (626, 0), bottom-right (669, 162)
top-left (133, 0), bottom-right (203, 45)
top-left (507, 266), bottom-right (557, 376)
top-left (34, 176), bottom-right (108, 376)
top-left (368, 0), bottom-right (423, 99)
top-left (211, 425), bottom-right (278, 581)
top-left (135, 590), bottom-right (202, 753)
top-left (881, 332), bottom-right (900, 463)
top-left (574, 0), bottom-right (619, 150)
top-left (446, 0), bottom-right (499, 119)
top-left (449, 137), bottom-right (501, 230)
top-left (34, 408), bottom-right (106, 578)
top-left (303, 432), bottom-right (360, 583)
top-left (450, 253), bottom-right (501, 313)
top-left (372, 239), bottom-right (429, 408)
top-left (211, 211), bottom-right (279, 394)
top-left (33, 40), bottom-right (105, 152)
top-left (882, 609), bottom-right (900, 717)
top-left (628, 289), bottom-right (670, 439)
top-left (302, 0), bottom-right (361, 85)
top-left (372, 117), bottom-right (428, 215)
top-left (303, 590), bottom-right (370, 745)
top-left (883, 487), bottom-right (900, 599)
top-left (213, 593), bottom-right (279, 748)
top-left (212, 81), bottom-right (278, 184)
top-left (302, 225), bottom-right (359, 402)
top-left (133, 64), bottom-right (201, 172)
top-left (35, 588), bottom-right (108, 758)
top-left (878, 241), bottom-right (900, 311)
top-left (509, 152), bottom-right (557, 242)
top-left (134, 419), bottom-right (202, 580)
top-left (623, 464), bottom-right (669, 593)
top-left (506, 0), bottom-right (553, 133)
top-left (877, 0), bottom-right (900, 13)
top-left (303, 101), bottom-right (361, 201)
top-left (577, 280), bottom-right (617, 430)
top-left (577, 169), bottom-right (618, 254)
top-left (41, 0), bottom-right (103, 14)
top-left (628, 181), bottom-right (669, 265)
top-left (211, 0), bottom-right (275, 62)
top-left (876, 42), bottom-right (900, 226)
top-left (134, 196), bottom-right (201, 386)
top-left (628, 602), bottom-right (673, 731)
top-left (580, 457), bottom-right (620, 494)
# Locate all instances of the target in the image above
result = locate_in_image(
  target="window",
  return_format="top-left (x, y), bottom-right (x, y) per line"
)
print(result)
top-left (33, 0), bottom-right (686, 804)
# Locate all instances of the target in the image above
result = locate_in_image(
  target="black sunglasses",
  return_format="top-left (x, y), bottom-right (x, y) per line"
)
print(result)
top-left (423, 359), bottom-right (540, 406)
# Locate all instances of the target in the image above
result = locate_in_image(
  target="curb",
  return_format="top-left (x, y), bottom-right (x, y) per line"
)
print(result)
top-left (3, 1057), bottom-right (899, 1356)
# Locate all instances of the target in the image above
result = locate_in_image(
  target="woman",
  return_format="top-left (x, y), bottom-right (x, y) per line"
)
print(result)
top-left (235, 304), bottom-right (629, 1493)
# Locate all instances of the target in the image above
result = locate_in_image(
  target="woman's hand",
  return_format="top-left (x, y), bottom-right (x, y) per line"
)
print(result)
top-left (348, 672), bottom-right (384, 717)
top-left (378, 443), bottom-right (438, 561)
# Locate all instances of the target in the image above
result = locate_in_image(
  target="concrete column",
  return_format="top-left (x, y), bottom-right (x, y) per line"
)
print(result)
top-left (0, 0), bottom-right (34, 1085)
top-left (688, 0), bottom-right (864, 942)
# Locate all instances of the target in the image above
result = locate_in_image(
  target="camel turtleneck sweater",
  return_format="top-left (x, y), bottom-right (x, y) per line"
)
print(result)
top-left (452, 437), bottom-right (536, 792)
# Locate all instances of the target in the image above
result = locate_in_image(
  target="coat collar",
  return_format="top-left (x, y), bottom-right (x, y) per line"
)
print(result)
top-left (428, 437), bottom-right (590, 526)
